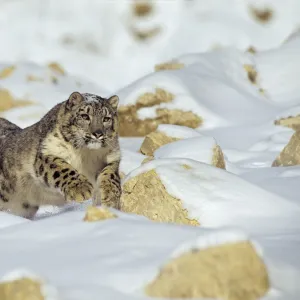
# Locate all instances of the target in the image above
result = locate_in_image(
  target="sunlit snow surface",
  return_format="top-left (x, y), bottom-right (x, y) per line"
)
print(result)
top-left (1, 0), bottom-right (300, 299)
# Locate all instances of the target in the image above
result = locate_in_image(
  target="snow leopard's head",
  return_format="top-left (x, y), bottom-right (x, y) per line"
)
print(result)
top-left (61, 91), bottom-right (119, 149)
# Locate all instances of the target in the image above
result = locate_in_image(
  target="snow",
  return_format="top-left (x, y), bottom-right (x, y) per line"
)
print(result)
top-left (154, 136), bottom-right (218, 164)
top-left (0, 210), bottom-right (299, 299)
top-left (0, 61), bottom-right (109, 128)
top-left (0, 0), bottom-right (300, 299)
top-left (169, 228), bottom-right (251, 258)
top-left (119, 148), bottom-right (146, 176)
top-left (0, 212), bottom-right (30, 229)
top-left (118, 40), bottom-right (300, 130)
top-left (118, 48), bottom-right (281, 129)
top-left (255, 33), bottom-right (300, 104)
top-left (156, 124), bottom-right (202, 139)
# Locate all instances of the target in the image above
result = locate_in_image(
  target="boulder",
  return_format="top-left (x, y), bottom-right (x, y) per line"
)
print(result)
top-left (145, 241), bottom-right (269, 300)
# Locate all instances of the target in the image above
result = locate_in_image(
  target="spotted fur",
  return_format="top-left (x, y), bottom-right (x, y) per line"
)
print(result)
top-left (0, 92), bottom-right (121, 219)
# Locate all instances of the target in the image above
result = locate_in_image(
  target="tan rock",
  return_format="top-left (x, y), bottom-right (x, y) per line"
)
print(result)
top-left (213, 144), bottom-right (226, 169)
top-left (141, 156), bottom-right (154, 164)
top-left (120, 169), bottom-right (199, 226)
top-left (272, 130), bottom-right (300, 166)
top-left (244, 64), bottom-right (257, 84)
top-left (145, 241), bottom-right (269, 300)
top-left (246, 46), bottom-right (257, 54)
top-left (155, 61), bottom-right (185, 72)
top-left (249, 6), bottom-right (273, 23)
top-left (118, 88), bottom-right (202, 137)
top-left (0, 89), bottom-right (33, 112)
top-left (48, 62), bottom-right (65, 75)
top-left (140, 131), bottom-right (180, 156)
top-left (0, 277), bottom-right (44, 300)
top-left (83, 206), bottom-right (117, 222)
top-left (26, 75), bottom-right (44, 82)
top-left (130, 1), bottom-right (159, 40)
top-left (0, 65), bottom-right (15, 79)
top-left (132, 1), bottom-right (153, 17)
top-left (274, 115), bottom-right (300, 131)
top-left (131, 27), bottom-right (161, 41)
top-left (138, 88), bottom-right (174, 106)
top-left (156, 108), bottom-right (201, 128)
top-left (243, 64), bottom-right (264, 94)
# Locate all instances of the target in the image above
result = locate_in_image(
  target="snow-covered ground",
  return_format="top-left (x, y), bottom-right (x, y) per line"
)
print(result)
top-left (1, 0), bottom-right (300, 299)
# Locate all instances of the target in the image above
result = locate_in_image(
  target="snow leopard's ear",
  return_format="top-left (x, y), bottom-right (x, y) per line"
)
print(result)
top-left (108, 95), bottom-right (119, 110)
top-left (66, 91), bottom-right (84, 110)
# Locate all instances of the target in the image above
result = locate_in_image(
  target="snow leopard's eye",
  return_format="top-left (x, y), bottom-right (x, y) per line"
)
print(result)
top-left (103, 117), bottom-right (111, 123)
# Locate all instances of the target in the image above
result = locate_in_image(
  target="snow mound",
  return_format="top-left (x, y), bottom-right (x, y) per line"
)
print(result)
top-left (154, 136), bottom-right (225, 168)
top-left (122, 158), bottom-right (300, 233)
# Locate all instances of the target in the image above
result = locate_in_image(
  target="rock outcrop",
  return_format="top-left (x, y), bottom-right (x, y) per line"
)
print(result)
top-left (272, 130), bottom-right (300, 166)
top-left (145, 241), bottom-right (269, 300)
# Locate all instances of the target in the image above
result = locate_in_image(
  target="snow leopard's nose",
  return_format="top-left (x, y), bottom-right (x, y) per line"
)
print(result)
top-left (92, 130), bottom-right (103, 139)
